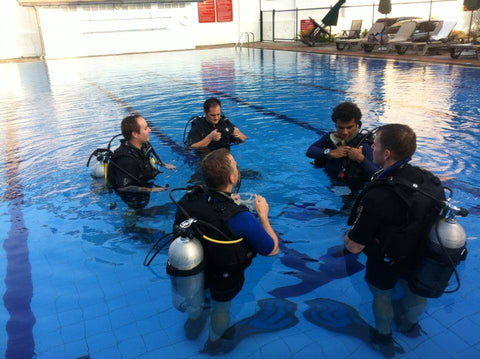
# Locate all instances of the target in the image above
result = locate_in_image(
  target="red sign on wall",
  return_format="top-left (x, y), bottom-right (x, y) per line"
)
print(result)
top-left (198, 0), bottom-right (215, 23)
top-left (216, 0), bottom-right (233, 22)
top-left (301, 19), bottom-right (314, 32)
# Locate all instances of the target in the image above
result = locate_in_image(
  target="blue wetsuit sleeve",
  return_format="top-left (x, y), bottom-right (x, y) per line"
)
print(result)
top-left (226, 211), bottom-right (274, 256)
top-left (360, 144), bottom-right (380, 176)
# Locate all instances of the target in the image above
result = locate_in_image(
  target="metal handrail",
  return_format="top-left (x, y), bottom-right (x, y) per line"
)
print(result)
top-left (235, 32), bottom-right (254, 49)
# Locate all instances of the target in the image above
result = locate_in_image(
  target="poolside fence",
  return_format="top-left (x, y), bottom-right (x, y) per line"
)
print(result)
top-left (260, 0), bottom-right (459, 42)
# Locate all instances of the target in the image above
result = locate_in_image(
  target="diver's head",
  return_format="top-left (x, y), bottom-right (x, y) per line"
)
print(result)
top-left (332, 102), bottom-right (362, 140)
top-left (121, 114), bottom-right (151, 148)
top-left (201, 148), bottom-right (239, 192)
top-left (373, 124), bottom-right (416, 169)
top-left (203, 97), bottom-right (222, 126)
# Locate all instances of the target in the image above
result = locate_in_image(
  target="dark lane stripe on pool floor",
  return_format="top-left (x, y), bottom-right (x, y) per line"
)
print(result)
top-left (153, 74), bottom-right (327, 137)
top-left (3, 123), bottom-right (36, 359)
top-left (84, 79), bottom-right (198, 166)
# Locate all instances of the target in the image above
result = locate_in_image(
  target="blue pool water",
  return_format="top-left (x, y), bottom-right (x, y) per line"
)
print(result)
top-left (0, 48), bottom-right (479, 359)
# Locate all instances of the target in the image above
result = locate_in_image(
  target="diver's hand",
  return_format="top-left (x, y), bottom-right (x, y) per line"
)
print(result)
top-left (254, 195), bottom-right (269, 218)
top-left (329, 146), bottom-right (349, 159)
top-left (344, 233), bottom-right (365, 254)
top-left (346, 146), bottom-right (365, 163)
top-left (208, 129), bottom-right (222, 142)
top-left (233, 127), bottom-right (247, 141)
top-left (163, 163), bottom-right (176, 170)
top-left (150, 186), bottom-right (169, 192)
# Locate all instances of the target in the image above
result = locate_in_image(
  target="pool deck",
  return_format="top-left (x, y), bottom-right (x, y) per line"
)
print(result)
top-left (2, 42), bottom-right (479, 67)
top-left (249, 41), bottom-right (480, 67)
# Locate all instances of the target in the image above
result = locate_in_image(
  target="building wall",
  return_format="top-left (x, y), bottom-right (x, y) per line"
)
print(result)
top-left (37, 3), bottom-right (199, 59)
top-left (0, 0), bottom-right (475, 60)
top-left (0, 0), bottom-right (42, 59)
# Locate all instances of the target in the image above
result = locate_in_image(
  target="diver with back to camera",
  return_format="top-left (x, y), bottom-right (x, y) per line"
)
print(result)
top-left (344, 124), bottom-right (468, 357)
top-left (87, 114), bottom-right (176, 209)
top-left (146, 148), bottom-right (278, 354)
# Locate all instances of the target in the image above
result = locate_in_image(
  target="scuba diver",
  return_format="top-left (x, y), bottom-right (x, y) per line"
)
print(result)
top-left (170, 148), bottom-right (278, 352)
top-left (185, 97), bottom-right (247, 158)
top-left (344, 124), bottom-right (468, 357)
top-left (87, 114), bottom-right (175, 209)
top-left (306, 101), bottom-right (379, 190)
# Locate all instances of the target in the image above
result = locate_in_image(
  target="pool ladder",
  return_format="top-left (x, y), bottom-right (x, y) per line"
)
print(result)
top-left (236, 32), bottom-right (255, 49)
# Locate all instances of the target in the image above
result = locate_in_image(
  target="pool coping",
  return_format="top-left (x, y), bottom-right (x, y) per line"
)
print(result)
top-left (249, 41), bottom-right (480, 68)
top-left (1, 42), bottom-right (479, 68)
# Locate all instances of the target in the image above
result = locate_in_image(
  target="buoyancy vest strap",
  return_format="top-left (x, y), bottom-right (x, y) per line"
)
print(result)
top-left (202, 235), bottom-right (244, 244)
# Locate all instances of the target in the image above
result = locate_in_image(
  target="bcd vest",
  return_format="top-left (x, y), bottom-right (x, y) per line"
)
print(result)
top-left (175, 187), bottom-right (256, 274)
top-left (188, 116), bottom-right (236, 151)
top-left (348, 164), bottom-right (446, 272)
top-left (108, 140), bottom-right (159, 187)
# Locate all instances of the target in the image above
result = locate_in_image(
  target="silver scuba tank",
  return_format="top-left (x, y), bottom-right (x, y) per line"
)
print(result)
top-left (91, 160), bottom-right (106, 179)
top-left (166, 219), bottom-right (205, 312)
top-left (409, 207), bottom-right (468, 298)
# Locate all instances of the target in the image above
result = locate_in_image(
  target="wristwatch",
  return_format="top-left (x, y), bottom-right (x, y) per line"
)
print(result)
top-left (323, 148), bottom-right (331, 157)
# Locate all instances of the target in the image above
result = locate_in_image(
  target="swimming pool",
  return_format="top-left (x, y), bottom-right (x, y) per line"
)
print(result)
top-left (0, 48), bottom-right (479, 359)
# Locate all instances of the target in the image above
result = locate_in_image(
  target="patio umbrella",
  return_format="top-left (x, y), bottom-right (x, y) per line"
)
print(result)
top-left (378, 0), bottom-right (392, 16)
top-left (464, 0), bottom-right (480, 41)
top-left (322, 0), bottom-right (346, 27)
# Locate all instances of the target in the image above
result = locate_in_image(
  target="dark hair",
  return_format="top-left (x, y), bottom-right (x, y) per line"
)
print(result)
top-left (203, 97), bottom-right (222, 113)
top-left (201, 148), bottom-right (233, 189)
top-left (377, 124), bottom-right (417, 160)
top-left (121, 114), bottom-right (142, 140)
top-left (332, 102), bottom-right (362, 127)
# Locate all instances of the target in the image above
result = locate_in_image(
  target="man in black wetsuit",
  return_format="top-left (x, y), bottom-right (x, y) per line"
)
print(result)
top-left (186, 97), bottom-right (247, 157)
top-left (173, 148), bottom-right (278, 353)
top-left (344, 124), bottom-right (445, 356)
top-left (306, 102), bottom-right (378, 189)
top-left (108, 114), bottom-right (175, 206)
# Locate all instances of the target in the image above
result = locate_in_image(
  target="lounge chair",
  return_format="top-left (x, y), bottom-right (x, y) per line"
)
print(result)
top-left (339, 20), bottom-right (363, 39)
top-left (335, 21), bottom-right (384, 51)
top-left (449, 43), bottom-right (480, 59)
top-left (300, 17), bottom-right (330, 47)
top-left (394, 21), bottom-right (457, 55)
top-left (363, 20), bottom-right (417, 53)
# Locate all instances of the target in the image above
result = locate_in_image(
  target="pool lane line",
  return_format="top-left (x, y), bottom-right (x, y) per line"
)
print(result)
top-left (154, 74), bottom-right (327, 137)
top-left (3, 124), bottom-right (36, 359)
top-left (84, 79), bottom-right (198, 166)
top-left (240, 68), bottom-right (461, 121)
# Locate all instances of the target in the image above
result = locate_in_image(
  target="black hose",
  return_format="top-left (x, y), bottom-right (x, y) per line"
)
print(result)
top-left (434, 220), bottom-right (462, 294)
top-left (144, 232), bottom-right (175, 267)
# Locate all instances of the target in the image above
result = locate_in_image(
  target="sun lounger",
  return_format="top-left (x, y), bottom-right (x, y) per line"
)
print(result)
top-left (394, 21), bottom-right (456, 55)
top-left (449, 43), bottom-right (480, 59)
top-left (300, 17), bottom-right (331, 47)
top-left (363, 20), bottom-right (417, 53)
top-left (339, 20), bottom-right (363, 39)
top-left (335, 21), bottom-right (384, 51)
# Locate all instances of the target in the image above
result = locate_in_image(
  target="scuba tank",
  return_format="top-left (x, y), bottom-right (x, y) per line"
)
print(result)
top-left (86, 134), bottom-right (122, 184)
top-left (166, 218), bottom-right (206, 312)
top-left (408, 191), bottom-right (468, 298)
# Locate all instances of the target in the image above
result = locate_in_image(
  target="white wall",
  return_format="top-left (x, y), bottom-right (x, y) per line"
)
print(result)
top-left (37, 3), bottom-right (198, 59)
top-left (0, 0), bottom-right (42, 59)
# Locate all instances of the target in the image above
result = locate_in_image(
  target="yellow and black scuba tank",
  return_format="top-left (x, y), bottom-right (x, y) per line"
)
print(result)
top-left (86, 134), bottom-right (123, 185)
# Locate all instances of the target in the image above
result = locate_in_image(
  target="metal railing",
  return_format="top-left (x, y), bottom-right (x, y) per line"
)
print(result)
top-left (235, 31), bottom-right (255, 49)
